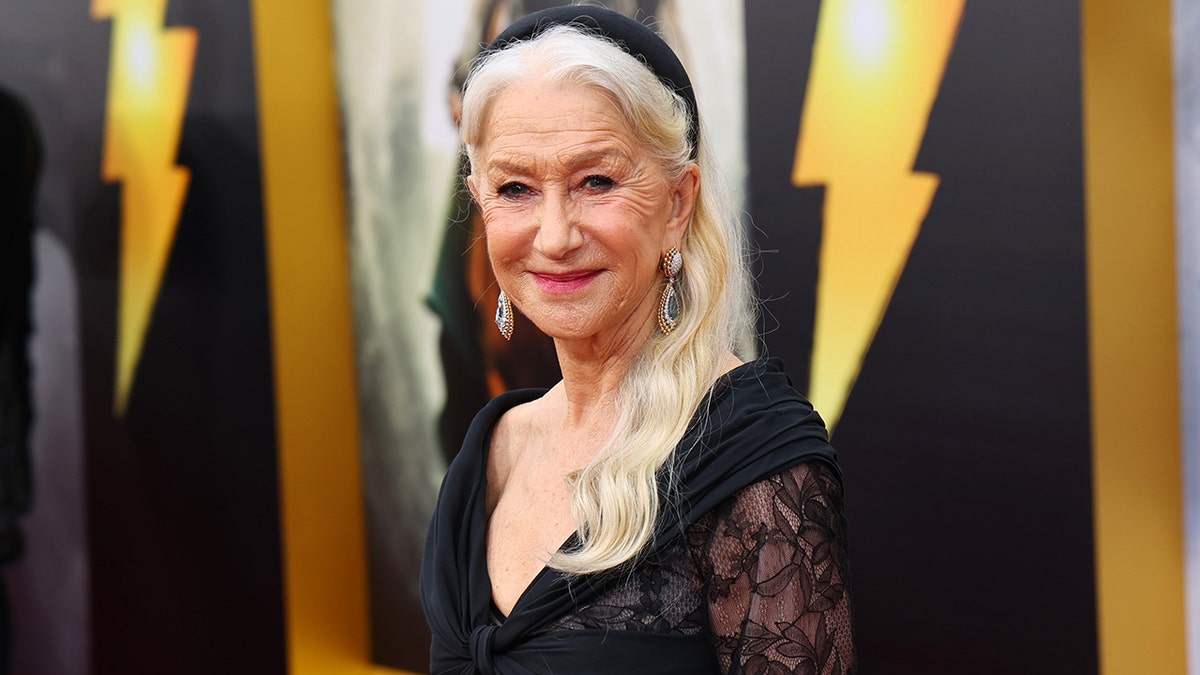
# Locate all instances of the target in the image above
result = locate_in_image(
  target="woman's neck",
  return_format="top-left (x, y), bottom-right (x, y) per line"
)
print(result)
top-left (550, 319), bottom-right (654, 430)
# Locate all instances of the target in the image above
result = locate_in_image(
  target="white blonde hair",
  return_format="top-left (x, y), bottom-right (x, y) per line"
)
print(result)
top-left (462, 24), bottom-right (756, 575)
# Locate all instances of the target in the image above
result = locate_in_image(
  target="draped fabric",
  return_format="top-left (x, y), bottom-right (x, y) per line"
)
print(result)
top-left (420, 358), bottom-right (848, 674)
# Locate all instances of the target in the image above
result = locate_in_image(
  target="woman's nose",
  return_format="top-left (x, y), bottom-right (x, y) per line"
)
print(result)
top-left (533, 193), bottom-right (583, 259)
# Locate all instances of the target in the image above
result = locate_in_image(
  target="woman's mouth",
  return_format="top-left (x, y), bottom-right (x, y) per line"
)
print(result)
top-left (532, 270), bottom-right (601, 294)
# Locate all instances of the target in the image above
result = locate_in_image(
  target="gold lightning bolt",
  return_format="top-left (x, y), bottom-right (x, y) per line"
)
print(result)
top-left (93, 0), bottom-right (196, 415)
top-left (793, 0), bottom-right (964, 431)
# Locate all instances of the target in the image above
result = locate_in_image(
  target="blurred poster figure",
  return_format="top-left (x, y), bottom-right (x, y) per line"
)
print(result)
top-left (332, 0), bottom-right (745, 667)
top-left (334, 0), bottom-right (485, 665)
top-left (0, 86), bottom-right (39, 675)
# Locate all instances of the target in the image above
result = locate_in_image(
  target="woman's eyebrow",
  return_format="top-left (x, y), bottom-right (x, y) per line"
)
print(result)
top-left (486, 147), bottom-right (632, 176)
top-left (558, 147), bottom-right (630, 169)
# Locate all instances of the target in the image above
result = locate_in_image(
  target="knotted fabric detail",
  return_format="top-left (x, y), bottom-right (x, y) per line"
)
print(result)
top-left (469, 624), bottom-right (498, 675)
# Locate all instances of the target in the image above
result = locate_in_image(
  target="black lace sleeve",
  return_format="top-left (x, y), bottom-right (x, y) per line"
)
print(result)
top-left (690, 461), bottom-right (856, 674)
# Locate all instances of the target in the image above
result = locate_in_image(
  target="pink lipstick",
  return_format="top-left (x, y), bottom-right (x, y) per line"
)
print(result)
top-left (533, 270), bottom-right (600, 294)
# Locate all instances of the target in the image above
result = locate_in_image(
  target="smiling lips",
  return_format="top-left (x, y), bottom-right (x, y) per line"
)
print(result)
top-left (532, 269), bottom-right (601, 294)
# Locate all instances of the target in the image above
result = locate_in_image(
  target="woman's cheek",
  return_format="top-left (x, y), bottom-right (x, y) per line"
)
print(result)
top-left (484, 218), bottom-right (527, 279)
top-left (489, 200), bottom-right (541, 240)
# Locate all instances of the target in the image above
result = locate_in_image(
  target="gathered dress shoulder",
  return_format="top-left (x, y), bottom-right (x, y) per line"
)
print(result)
top-left (419, 358), bottom-right (855, 674)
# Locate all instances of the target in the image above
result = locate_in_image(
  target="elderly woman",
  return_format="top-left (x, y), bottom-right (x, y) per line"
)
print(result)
top-left (420, 6), bottom-right (854, 674)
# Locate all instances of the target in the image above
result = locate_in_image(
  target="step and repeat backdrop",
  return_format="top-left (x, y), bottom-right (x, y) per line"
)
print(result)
top-left (0, 1), bottom-right (1183, 674)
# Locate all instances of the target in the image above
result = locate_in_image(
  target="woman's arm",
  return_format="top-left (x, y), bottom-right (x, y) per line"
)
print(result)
top-left (691, 461), bottom-right (856, 674)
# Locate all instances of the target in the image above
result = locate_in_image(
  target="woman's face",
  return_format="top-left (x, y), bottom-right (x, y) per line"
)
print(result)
top-left (468, 78), bottom-right (697, 352)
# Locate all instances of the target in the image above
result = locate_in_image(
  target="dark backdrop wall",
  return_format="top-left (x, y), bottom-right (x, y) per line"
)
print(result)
top-left (0, 1), bottom-right (285, 674)
top-left (746, 2), bottom-right (1094, 672)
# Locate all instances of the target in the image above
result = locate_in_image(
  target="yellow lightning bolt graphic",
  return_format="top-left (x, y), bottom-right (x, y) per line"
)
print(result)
top-left (793, 0), bottom-right (964, 431)
top-left (93, 0), bottom-right (196, 415)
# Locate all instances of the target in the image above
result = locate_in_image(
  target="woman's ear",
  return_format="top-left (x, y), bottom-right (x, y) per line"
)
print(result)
top-left (467, 174), bottom-right (481, 206)
top-left (667, 163), bottom-right (701, 239)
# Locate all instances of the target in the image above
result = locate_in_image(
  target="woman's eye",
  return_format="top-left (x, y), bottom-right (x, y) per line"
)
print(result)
top-left (497, 182), bottom-right (530, 198)
top-left (582, 175), bottom-right (615, 190)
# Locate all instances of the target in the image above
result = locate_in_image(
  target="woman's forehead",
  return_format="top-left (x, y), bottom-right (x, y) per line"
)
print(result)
top-left (476, 82), bottom-right (638, 159)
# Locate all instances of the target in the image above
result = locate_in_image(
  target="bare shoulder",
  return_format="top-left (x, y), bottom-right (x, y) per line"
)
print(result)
top-left (486, 388), bottom-right (560, 510)
top-left (491, 389), bottom-right (558, 457)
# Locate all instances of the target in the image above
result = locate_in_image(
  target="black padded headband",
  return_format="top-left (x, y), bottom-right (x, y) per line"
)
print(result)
top-left (484, 5), bottom-right (700, 159)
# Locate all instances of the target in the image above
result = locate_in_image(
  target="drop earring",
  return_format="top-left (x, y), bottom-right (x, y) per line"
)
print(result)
top-left (657, 247), bottom-right (682, 333)
top-left (495, 289), bottom-right (514, 340)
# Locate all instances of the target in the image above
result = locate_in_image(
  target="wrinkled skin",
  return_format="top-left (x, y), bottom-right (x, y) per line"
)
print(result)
top-left (468, 78), bottom-right (698, 369)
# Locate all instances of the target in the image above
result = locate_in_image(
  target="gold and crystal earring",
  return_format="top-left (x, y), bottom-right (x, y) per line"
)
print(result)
top-left (657, 247), bottom-right (682, 333)
top-left (495, 289), bottom-right (514, 340)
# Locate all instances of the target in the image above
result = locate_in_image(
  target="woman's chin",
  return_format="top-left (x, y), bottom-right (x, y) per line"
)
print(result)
top-left (529, 315), bottom-right (657, 352)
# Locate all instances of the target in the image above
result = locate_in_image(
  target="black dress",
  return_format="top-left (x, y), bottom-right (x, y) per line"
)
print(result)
top-left (420, 358), bottom-right (855, 674)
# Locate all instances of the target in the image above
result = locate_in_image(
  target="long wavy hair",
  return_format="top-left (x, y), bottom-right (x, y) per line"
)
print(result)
top-left (461, 24), bottom-right (756, 575)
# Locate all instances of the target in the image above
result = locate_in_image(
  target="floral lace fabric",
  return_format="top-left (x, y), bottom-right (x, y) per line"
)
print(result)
top-left (538, 461), bottom-right (855, 674)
